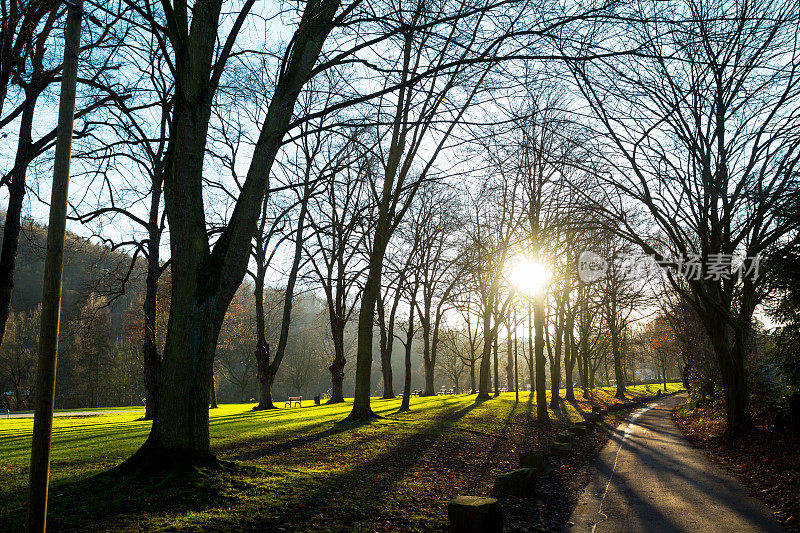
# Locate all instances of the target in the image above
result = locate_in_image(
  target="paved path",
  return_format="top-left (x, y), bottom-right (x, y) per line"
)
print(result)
top-left (2, 410), bottom-right (141, 419)
top-left (568, 394), bottom-right (782, 533)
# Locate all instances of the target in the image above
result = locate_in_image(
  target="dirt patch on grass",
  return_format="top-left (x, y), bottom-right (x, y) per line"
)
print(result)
top-left (674, 399), bottom-right (800, 532)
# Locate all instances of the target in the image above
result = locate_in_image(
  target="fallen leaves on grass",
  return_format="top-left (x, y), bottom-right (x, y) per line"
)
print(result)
top-left (674, 399), bottom-right (800, 532)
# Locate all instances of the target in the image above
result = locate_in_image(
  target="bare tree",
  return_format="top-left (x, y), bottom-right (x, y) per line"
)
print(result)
top-left (570, 0), bottom-right (800, 435)
top-left (127, 0), bottom-right (347, 466)
top-left (301, 128), bottom-right (373, 403)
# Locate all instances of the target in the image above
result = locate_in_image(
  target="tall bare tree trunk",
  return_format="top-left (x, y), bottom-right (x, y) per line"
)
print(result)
top-left (534, 292), bottom-right (548, 420)
top-left (142, 183), bottom-right (163, 420)
top-left (564, 314), bottom-right (576, 401)
top-left (477, 304), bottom-right (494, 400)
top-left (328, 318), bottom-right (346, 403)
top-left (580, 294), bottom-right (590, 398)
top-left (26, 6), bottom-right (81, 529)
top-left (0, 94), bottom-right (35, 354)
top-left (254, 342), bottom-right (275, 410)
top-left (377, 295), bottom-right (395, 399)
top-left (528, 301), bottom-right (535, 397)
top-left (550, 310), bottom-right (563, 410)
top-left (469, 361), bottom-right (476, 394)
top-left (209, 373), bottom-right (218, 409)
top-left (609, 290), bottom-right (626, 399)
top-left (706, 317), bottom-right (754, 438)
top-left (399, 302), bottom-right (415, 412)
top-left (128, 0), bottom-right (341, 465)
top-left (267, 182), bottom-right (312, 399)
top-left (506, 320), bottom-right (514, 392)
top-left (493, 331), bottom-right (499, 397)
top-left (350, 224), bottom-right (390, 418)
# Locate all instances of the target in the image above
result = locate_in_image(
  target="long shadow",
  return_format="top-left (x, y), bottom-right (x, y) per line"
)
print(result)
top-left (232, 398), bottom-right (491, 531)
top-left (226, 398), bottom-right (480, 462)
top-left (228, 418), bottom-right (371, 461)
top-left (605, 434), bottom-right (779, 530)
top-left (486, 401), bottom-right (518, 458)
top-left (4, 399), bottom-right (484, 532)
top-left (551, 402), bottom-right (574, 425)
top-left (565, 397), bottom-right (590, 419)
top-left (582, 400), bottom-right (780, 532)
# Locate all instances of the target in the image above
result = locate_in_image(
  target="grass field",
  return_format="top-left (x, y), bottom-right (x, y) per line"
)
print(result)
top-left (0, 383), bottom-right (682, 532)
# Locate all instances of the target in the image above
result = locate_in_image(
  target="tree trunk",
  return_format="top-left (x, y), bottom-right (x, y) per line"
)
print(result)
top-left (349, 24), bottom-right (414, 419)
top-left (328, 321), bottom-right (346, 404)
top-left (550, 320), bottom-right (562, 410)
top-left (565, 317), bottom-right (576, 401)
top-left (349, 223), bottom-right (390, 418)
top-left (707, 321), bottom-right (754, 438)
top-left (131, 283), bottom-right (226, 464)
top-left (477, 304), bottom-right (494, 400)
top-left (127, 0), bottom-right (341, 467)
top-left (252, 214), bottom-right (275, 411)
top-left (430, 310), bottom-right (443, 392)
top-left (534, 292), bottom-right (548, 420)
top-left (377, 296), bottom-right (395, 399)
top-left (421, 304), bottom-right (434, 396)
top-left (469, 360), bottom-right (476, 394)
top-left (269, 184), bottom-right (311, 395)
top-left (253, 342), bottom-right (276, 410)
top-left (399, 304), bottom-right (415, 412)
top-left (580, 293), bottom-right (590, 397)
top-left (209, 373), bottom-right (218, 409)
top-left (611, 326), bottom-right (626, 399)
top-left (0, 84), bottom-right (38, 355)
top-left (380, 346), bottom-right (395, 399)
top-left (142, 199), bottom-right (162, 420)
top-left (493, 331), bottom-right (499, 397)
top-left (528, 302), bottom-right (535, 397)
top-left (506, 320), bottom-right (514, 392)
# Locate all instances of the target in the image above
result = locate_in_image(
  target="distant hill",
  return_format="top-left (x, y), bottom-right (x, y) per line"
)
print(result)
top-left (3, 215), bottom-right (143, 329)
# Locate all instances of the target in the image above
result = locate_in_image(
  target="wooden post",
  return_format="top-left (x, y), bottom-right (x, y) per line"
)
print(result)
top-left (26, 2), bottom-right (83, 531)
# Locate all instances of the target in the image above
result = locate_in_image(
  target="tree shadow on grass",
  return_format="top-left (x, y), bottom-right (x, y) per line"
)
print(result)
top-left (0, 458), bottom-right (266, 532)
top-left (224, 400), bottom-right (488, 531)
top-left (227, 416), bottom-right (373, 461)
top-left (4, 401), bottom-right (487, 532)
top-left (565, 397), bottom-right (589, 419)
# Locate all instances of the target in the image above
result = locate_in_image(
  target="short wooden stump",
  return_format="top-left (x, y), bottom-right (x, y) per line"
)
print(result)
top-left (448, 495), bottom-right (502, 533)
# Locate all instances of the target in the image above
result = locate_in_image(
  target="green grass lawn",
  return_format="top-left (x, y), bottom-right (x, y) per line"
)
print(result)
top-left (0, 383), bottom-right (682, 532)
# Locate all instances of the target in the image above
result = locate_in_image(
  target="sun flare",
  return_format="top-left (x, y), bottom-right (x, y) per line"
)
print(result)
top-left (508, 257), bottom-right (551, 296)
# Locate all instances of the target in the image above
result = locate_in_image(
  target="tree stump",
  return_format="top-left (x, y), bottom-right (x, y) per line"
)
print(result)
top-left (491, 468), bottom-right (537, 498)
top-left (570, 424), bottom-right (588, 436)
top-left (554, 432), bottom-right (574, 445)
top-left (448, 495), bottom-right (503, 533)
top-left (551, 441), bottom-right (572, 457)
top-left (519, 450), bottom-right (549, 471)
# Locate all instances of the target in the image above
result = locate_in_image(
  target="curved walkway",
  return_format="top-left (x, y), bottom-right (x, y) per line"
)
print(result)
top-left (568, 394), bottom-right (782, 532)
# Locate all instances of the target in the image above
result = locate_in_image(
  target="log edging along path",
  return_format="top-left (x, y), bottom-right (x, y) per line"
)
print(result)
top-left (567, 393), bottom-right (783, 533)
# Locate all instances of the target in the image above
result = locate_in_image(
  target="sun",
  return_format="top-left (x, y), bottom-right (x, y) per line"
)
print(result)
top-left (507, 257), bottom-right (552, 296)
